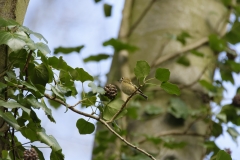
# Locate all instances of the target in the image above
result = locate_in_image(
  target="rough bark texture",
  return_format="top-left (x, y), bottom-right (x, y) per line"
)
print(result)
top-left (107, 0), bottom-right (228, 160)
top-left (0, 0), bottom-right (29, 156)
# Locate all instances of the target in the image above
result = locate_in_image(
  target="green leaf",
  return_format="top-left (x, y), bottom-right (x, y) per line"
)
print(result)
top-left (31, 146), bottom-right (45, 160)
top-left (212, 122), bottom-right (223, 137)
top-left (216, 150), bottom-right (232, 160)
top-left (134, 61), bottom-right (150, 79)
top-left (0, 31), bottom-right (29, 51)
top-left (50, 149), bottom-right (64, 160)
top-left (161, 82), bottom-right (180, 95)
top-left (0, 100), bottom-right (30, 115)
top-left (82, 96), bottom-right (97, 107)
top-left (176, 31), bottom-right (191, 45)
top-left (145, 105), bottom-right (163, 115)
top-left (51, 85), bottom-right (66, 101)
top-left (220, 0), bottom-right (232, 6)
top-left (103, 99), bottom-right (126, 121)
top-left (190, 50), bottom-right (204, 57)
top-left (209, 34), bottom-right (226, 52)
top-left (18, 26), bottom-right (48, 43)
top-left (88, 82), bottom-right (105, 94)
top-left (168, 98), bottom-right (188, 119)
top-left (74, 68), bottom-right (93, 83)
top-left (177, 56), bottom-right (190, 66)
top-left (227, 127), bottom-right (240, 143)
top-left (0, 82), bottom-right (7, 92)
top-left (29, 63), bottom-right (49, 86)
top-left (37, 128), bottom-right (63, 155)
top-left (220, 68), bottom-right (234, 84)
top-left (0, 17), bottom-right (19, 27)
top-left (83, 54), bottom-right (110, 62)
top-left (34, 42), bottom-right (51, 55)
top-left (95, 0), bottom-right (101, 2)
top-left (155, 68), bottom-right (170, 82)
top-left (103, 3), bottom-right (112, 17)
top-left (76, 118), bottom-right (95, 134)
top-left (48, 56), bottom-right (70, 71)
top-left (0, 110), bottom-right (20, 130)
top-left (225, 20), bottom-right (240, 44)
top-left (103, 38), bottom-right (138, 52)
top-left (54, 45), bottom-right (84, 54)
top-left (199, 80), bottom-right (216, 92)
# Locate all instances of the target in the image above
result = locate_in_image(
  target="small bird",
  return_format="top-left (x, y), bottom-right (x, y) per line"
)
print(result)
top-left (119, 77), bottom-right (148, 99)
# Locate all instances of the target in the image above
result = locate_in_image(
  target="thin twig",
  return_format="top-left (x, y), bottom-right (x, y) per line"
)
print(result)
top-left (152, 37), bottom-right (208, 67)
top-left (106, 86), bottom-right (140, 123)
top-left (44, 93), bottom-right (156, 159)
top-left (23, 50), bottom-right (33, 73)
top-left (128, 0), bottom-right (157, 37)
top-left (179, 64), bottom-right (209, 89)
top-left (100, 119), bottom-right (157, 160)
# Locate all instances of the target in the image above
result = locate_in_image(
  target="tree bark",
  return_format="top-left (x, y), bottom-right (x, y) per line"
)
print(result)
top-left (106, 0), bottom-right (229, 160)
top-left (0, 0), bottom-right (29, 157)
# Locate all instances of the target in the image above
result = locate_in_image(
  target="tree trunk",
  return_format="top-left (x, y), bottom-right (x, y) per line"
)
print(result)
top-left (106, 0), bottom-right (229, 160)
top-left (0, 0), bottom-right (29, 157)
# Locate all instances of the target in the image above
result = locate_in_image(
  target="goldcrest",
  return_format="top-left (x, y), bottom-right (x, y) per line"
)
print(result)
top-left (119, 77), bottom-right (148, 99)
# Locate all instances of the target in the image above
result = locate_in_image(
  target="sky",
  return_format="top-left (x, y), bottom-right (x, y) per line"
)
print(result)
top-left (21, 0), bottom-right (240, 160)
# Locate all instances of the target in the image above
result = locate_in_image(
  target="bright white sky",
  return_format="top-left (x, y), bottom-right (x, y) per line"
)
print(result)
top-left (21, 0), bottom-right (240, 160)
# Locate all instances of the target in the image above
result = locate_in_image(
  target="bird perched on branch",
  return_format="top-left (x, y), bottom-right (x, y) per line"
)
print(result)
top-left (119, 77), bottom-right (148, 99)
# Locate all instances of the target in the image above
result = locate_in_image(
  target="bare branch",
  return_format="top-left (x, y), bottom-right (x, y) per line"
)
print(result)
top-left (153, 37), bottom-right (208, 67)
top-left (99, 119), bottom-right (157, 160)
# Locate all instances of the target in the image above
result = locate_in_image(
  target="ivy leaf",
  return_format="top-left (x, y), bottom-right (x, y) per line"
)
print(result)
top-left (216, 150), bottom-right (232, 160)
top-left (31, 146), bottom-right (45, 160)
top-left (227, 127), bottom-right (240, 143)
top-left (168, 98), bottom-right (188, 119)
top-left (0, 31), bottom-right (28, 51)
top-left (0, 100), bottom-right (30, 115)
top-left (48, 56), bottom-right (70, 71)
top-left (177, 56), bottom-right (190, 66)
top-left (212, 122), bottom-right (223, 137)
top-left (18, 26), bottom-right (48, 43)
top-left (224, 19), bottom-right (240, 44)
top-left (134, 61), bottom-right (150, 79)
top-left (82, 96), bottom-right (97, 107)
top-left (191, 50), bottom-right (204, 57)
top-left (0, 110), bottom-right (20, 130)
top-left (0, 82), bottom-right (7, 92)
top-left (54, 45), bottom-right (84, 54)
top-left (199, 80), bottom-right (216, 92)
top-left (37, 128), bottom-right (64, 158)
top-left (209, 34), bottom-right (226, 52)
top-left (74, 68), bottom-right (93, 83)
top-left (29, 63), bottom-right (49, 86)
top-left (0, 17), bottom-right (19, 27)
top-left (88, 82), bottom-right (105, 94)
top-left (161, 82), bottom-right (180, 95)
top-left (51, 85), bottom-right (66, 101)
top-left (76, 118), bottom-right (95, 134)
top-left (155, 68), bottom-right (170, 82)
top-left (176, 31), bottom-right (191, 45)
top-left (103, 38), bottom-right (138, 52)
top-left (35, 42), bottom-right (51, 55)
top-left (103, 99), bottom-right (126, 121)
top-left (103, 3), bottom-right (112, 17)
top-left (83, 54), bottom-right (110, 63)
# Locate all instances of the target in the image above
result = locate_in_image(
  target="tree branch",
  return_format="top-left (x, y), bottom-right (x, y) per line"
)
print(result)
top-left (128, 0), bottom-right (156, 37)
top-left (106, 86), bottom-right (140, 123)
top-left (152, 37), bottom-right (208, 67)
top-left (100, 119), bottom-right (157, 160)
